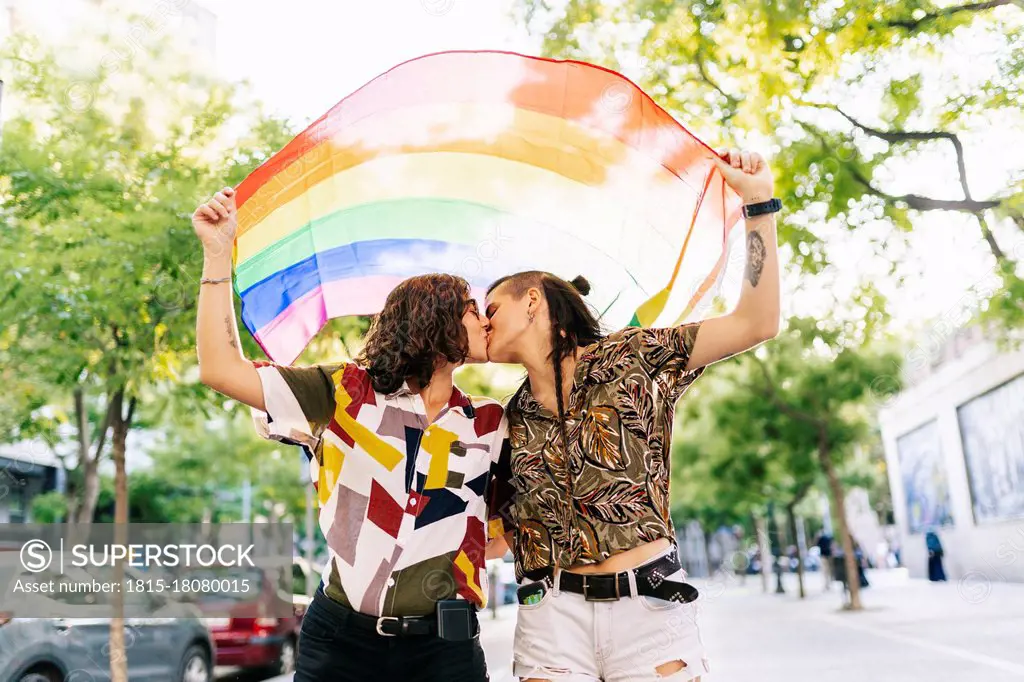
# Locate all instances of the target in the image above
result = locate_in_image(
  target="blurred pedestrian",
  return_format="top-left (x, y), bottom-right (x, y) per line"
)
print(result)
top-left (816, 531), bottom-right (834, 590)
top-left (926, 529), bottom-right (947, 582)
top-left (853, 539), bottom-right (869, 589)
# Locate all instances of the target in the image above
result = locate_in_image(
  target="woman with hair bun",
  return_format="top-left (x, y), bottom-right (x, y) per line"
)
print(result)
top-left (484, 148), bottom-right (782, 681)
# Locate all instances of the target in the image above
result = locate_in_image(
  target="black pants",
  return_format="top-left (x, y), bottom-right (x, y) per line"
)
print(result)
top-left (296, 588), bottom-right (489, 682)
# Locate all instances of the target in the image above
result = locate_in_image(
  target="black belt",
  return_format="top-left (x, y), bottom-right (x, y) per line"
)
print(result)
top-left (526, 552), bottom-right (699, 604)
top-left (312, 588), bottom-right (479, 638)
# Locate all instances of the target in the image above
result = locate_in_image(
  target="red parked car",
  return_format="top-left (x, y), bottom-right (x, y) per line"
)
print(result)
top-left (183, 565), bottom-right (302, 677)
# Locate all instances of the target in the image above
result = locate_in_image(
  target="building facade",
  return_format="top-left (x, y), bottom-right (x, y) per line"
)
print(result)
top-left (880, 327), bottom-right (1024, 583)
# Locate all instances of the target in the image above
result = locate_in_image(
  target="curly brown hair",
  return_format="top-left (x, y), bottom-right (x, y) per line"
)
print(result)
top-left (356, 274), bottom-right (474, 395)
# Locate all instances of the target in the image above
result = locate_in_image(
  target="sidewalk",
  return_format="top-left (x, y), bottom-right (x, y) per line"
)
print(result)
top-left (693, 568), bottom-right (1024, 681)
top-left (269, 569), bottom-right (1024, 681)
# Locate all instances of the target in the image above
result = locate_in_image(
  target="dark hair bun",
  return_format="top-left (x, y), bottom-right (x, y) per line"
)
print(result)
top-left (569, 275), bottom-right (591, 296)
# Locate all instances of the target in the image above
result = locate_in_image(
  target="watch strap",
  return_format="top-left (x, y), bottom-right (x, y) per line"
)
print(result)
top-left (742, 198), bottom-right (782, 218)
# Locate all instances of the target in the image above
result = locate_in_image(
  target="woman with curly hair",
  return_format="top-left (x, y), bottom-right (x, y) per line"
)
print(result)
top-left (484, 149), bottom-right (782, 682)
top-left (193, 187), bottom-right (508, 682)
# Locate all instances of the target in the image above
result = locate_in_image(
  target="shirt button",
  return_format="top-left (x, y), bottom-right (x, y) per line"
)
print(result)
top-left (387, 578), bottom-right (395, 587)
top-left (409, 498), bottom-right (417, 506)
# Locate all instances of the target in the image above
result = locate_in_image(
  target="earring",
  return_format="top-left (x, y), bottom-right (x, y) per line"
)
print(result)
top-left (528, 308), bottom-right (535, 323)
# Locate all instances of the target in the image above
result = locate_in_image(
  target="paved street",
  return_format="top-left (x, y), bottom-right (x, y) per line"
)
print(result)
top-left (482, 568), bottom-right (1024, 682)
top-left (267, 568), bottom-right (1024, 682)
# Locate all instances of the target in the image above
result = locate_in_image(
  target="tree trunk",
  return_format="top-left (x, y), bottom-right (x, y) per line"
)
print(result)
top-left (108, 388), bottom-right (133, 682)
top-left (820, 445), bottom-right (862, 610)
top-left (755, 514), bottom-right (771, 593)
top-left (70, 387), bottom-right (89, 526)
top-left (786, 504), bottom-right (806, 599)
top-left (72, 389), bottom-right (115, 541)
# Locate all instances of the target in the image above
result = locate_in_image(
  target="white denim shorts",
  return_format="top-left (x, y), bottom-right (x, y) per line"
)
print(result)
top-left (512, 547), bottom-right (710, 681)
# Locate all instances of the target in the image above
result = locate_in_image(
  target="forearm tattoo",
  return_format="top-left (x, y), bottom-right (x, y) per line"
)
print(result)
top-left (225, 315), bottom-right (238, 349)
top-left (745, 230), bottom-right (767, 288)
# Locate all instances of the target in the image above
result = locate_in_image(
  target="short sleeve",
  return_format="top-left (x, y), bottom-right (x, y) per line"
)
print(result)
top-left (250, 362), bottom-right (341, 453)
top-left (634, 322), bottom-right (705, 403)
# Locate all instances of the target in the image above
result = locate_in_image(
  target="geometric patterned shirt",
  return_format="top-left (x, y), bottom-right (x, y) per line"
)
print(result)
top-left (249, 361), bottom-right (508, 617)
top-left (490, 325), bottom-right (705, 581)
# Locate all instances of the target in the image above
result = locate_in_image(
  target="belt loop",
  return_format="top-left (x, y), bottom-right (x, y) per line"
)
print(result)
top-left (625, 567), bottom-right (639, 599)
top-left (551, 568), bottom-right (561, 596)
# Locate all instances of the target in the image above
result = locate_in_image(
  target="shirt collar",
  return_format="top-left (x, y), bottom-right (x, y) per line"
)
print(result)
top-left (448, 385), bottom-right (475, 418)
top-left (385, 380), bottom-right (475, 418)
top-left (384, 380), bottom-right (415, 400)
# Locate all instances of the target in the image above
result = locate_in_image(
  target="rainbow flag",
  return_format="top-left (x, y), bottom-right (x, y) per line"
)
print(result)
top-left (234, 50), bottom-right (743, 363)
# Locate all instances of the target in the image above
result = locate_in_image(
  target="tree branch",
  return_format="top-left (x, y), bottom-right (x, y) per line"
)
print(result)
top-left (883, 0), bottom-right (1018, 31)
top-left (694, 45), bottom-right (739, 111)
top-left (124, 395), bottom-right (137, 430)
top-left (837, 107), bottom-right (975, 201)
top-left (74, 387), bottom-right (90, 468)
top-left (806, 103), bottom-right (980, 203)
top-left (845, 159), bottom-right (999, 213)
top-left (90, 395), bottom-right (116, 464)
top-left (750, 355), bottom-right (823, 428)
top-left (981, 212), bottom-right (1008, 263)
top-left (786, 479), bottom-right (815, 510)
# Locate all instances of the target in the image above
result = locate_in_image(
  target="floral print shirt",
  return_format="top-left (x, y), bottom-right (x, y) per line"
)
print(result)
top-left (489, 324), bottom-right (705, 580)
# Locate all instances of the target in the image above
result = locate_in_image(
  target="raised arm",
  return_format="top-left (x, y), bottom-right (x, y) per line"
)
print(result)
top-left (686, 148), bottom-right (781, 371)
top-left (193, 187), bottom-right (266, 411)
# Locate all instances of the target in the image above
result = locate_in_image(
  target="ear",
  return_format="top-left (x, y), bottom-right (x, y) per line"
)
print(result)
top-left (527, 287), bottom-right (543, 306)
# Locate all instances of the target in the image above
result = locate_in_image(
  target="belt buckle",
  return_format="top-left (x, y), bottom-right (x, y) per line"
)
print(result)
top-left (582, 574), bottom-right (620, 602)
top-left (376, 616), bottom-right (400, 636)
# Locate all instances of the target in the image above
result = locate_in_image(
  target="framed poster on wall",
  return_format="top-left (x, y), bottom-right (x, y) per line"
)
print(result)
top-left (896, 420), bottom-right (954, 534)
top-left (957, 373), bottom-right (1024, 524)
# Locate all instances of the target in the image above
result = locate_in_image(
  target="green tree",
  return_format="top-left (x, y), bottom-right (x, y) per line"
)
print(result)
top-left (517, 0), bottom-right (1024, 329)
top-left (0, 25), bottom-right (292, 681)
top-left (145, 409), bottom-right (308, 522)
top-left (672, 317), bottom-right (902, 608)
top-left (0, 33), bottom-right (292, 520)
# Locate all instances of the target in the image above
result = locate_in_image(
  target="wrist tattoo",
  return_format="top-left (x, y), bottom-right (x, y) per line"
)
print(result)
top-left (746, 231), bottom-right (767, 288)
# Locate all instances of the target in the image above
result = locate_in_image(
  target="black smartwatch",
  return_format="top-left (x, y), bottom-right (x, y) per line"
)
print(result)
top-left (741, 198), bottom-right (782, 219)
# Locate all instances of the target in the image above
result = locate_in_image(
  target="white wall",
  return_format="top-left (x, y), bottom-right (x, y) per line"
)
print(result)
top-left (880, 341), bottom-right (1024, 583)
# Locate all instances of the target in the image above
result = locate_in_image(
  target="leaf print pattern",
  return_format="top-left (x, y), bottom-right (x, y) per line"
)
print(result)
top-left (518, 520), bottom-right (552, 574)
top-left (573, 479), bottom-right (649, 525)
top-left (579, 406), bottom-right (626, 471)
top-left (618, 378), bottom-right (655, 442)
top-left (576, 515), bottom-right (601, 560)
top-left (580, 338), bottom-right (634, 385)
top-left (509, 420), bottom-right (528, 449)
top-left (647, 468), bottom-right (670, 522)
top-left (542, 424), bottom-right (573, 489)
top-left (503, 323), bottom-right (706, 574)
